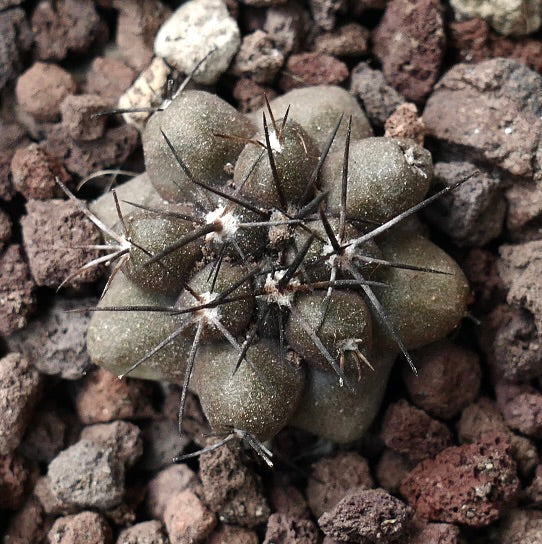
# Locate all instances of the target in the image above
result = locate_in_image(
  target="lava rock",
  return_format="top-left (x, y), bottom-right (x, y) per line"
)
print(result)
top-left (85, 57), bottom-right (136, 107)
top-left (3, 497), bottom-right (46, 544)
top-left (0, 8), bottom-right (32, 92)
top-left (279, 52), bottom-right (348, 91)
top-left (264, 1), bottom-right (308, 56)
top-left (199, 439), bottom-right (270, 527)
top-left (0, 245), bottom-right (36, 336)
top-left (350, 62), bottom-right (405, 127)
top-left (496, 382), bottom-right (542, 438)
top-left (375, 449), bottom-right (412, 494)
top-left (74, 368), bottom-right (155, 424)
top-left (424, 162), bottom-right (505, 246)
top-left (306, 452), bottom-right (374, 518)
top-left (48, 439), bottom-right (125, 510)
top-left (381, 400), bottom-right (453, 464)
top-left (319, 488), bottom-right (413, 543)
top-left (16, 62), bottom-right (77, 122)
top-left (313, 23), bottom-right (369, 57)
top-left (233, 78), bottom-right (277, 113)
top-left (139, 417), bottom-right (189, 471)
top-left (21, 199), bottom-right (103, 288)
top-left (8, 296), bottom-right (95, 380)
top-left (114, 0), bottom-right (171, 71)
top-left (47, 511), bottom-right (113, 544)
top-left (117, 520), bottom-right (168, 544)
top-left (264, 513), bottom-right (319, 544)
top-left (80, 420), bottom-right (143, 468)
top-left (424, 59), bottom-right (542, 182)
top-left (154, 0), bottom-right (240, 85)
top-left (207, 524), bottom-right (259, 544)
top-left (31, 0), bottom-right (106, 61)
top-left (373, 0), bottom-right (445, 103)
top-left (0, 452), bottom-right (30, 510)
top-left (60, 94), bottom-right (108, 141)
top-left (384, 103), bottom-right (425, 146)
top-left (400, 433), bottom-right (519, 526)
top-left (308, 0), bottom-right (343, 31)
top-left (0, 353), bottom-right (42, 455)
top-left (404, 339), bottom-right (481, 419)
top-left (10, 143), bottom-right (71, 200)
top-left (495, 508), bottom-right (542, 544)
top-left (163, 489), bottom-right (217, 544)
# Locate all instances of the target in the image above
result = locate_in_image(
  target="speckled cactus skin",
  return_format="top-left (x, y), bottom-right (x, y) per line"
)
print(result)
top-left (87, 87), bottom-right (470, 445)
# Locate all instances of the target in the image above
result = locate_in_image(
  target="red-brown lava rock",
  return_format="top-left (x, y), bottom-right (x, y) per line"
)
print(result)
top-left (400, 433), bottom-right (520, 527)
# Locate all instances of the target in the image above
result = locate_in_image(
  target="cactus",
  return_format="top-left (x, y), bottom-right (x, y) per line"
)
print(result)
top-left (80, 85), bottom-right (471, 462)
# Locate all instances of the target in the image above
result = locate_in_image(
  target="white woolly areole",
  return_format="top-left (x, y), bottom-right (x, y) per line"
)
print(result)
top-left (204, 206), bottom-right (240, 243)
top-left (197, 291), bottom-right (220, 325)
top-left (263, 271), bottom-right (299, 308)
top-left (323, 241), bottom-right (356, 269)
top-left (404, 146), bottom-right (428, 179)
top-left (339, 338), bottom-right (362, 352)
top-left (268, 128), bottom-right (282, 153)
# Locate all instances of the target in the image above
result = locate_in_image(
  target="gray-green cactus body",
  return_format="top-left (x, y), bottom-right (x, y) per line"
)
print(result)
top-left (143, 90), bottom-right (255, 203)
top-left (322, 137), bottom-right (432, 223)
top-left (193, 340), bottom-right (305, 441)
top-left (87, 271), bottom-right (189, 383)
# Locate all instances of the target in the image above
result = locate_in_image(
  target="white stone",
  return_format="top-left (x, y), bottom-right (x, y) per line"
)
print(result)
top-left (450, 0), bottom-right (542, 37)
top-left (154, 0), bottom-right (241, 85)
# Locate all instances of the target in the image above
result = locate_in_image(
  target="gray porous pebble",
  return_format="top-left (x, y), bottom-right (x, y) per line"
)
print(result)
top-left (0, 352), bottom-right (42, 455)
top-left (423, 161), bottom-right (506, 246)
top-left (8, 296), bottom-right (95, 380)
top-left (154, 0), bottom-right (240, 85)
top-left (48, 439), bottom-right (125, 510)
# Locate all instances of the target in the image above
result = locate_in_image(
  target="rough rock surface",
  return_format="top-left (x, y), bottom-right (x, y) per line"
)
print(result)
top-left (319, 488), bottom-right (413, 543)
top-left (400, 434), bottom-right (520, 526)
top-left (117, 520), bottom-right (168, 544)
top-left (313, 23), bottom-right (369, 57)
top-left (424, 59), bottom-right (542, 182)
top-left (0, 452), bottom-right (30, 510)
top-left (279, 52), bottom-right (348, 91)
top-left (48, 439), bottom-right (125, 510)
top-left (21, 199), bottom-right (103, 288)
top-left (0, 245), bottom-right (36, 336)
top-left (199, 439), bottom-right (270, 527)
top-left (0, 8), bottom-right (32, 92)
top-left (154, 0), bottom-right (240, 85)
top-left (375, 449), bottom-right (411, 494)
top-left (423, 162), bottom-right (506, 246)
top-left (384, 103), bottom-right (425, 145)
top-left (74, 368), bottom-right (155, 424)
top-left (8, 296), bottom-right (95, 380)
top-left (495, 508), bottom-right (542, 544)
top-left (47, 511), bottom-right (112, 544)
top-left (372, 0), bottom-right (445, 102)
top-left (350, 62), bottom-right (405, 127)
top-left (496, 382), bottom-right (542, 438)
top-left (207, 524), bottom-right (259, 544)
top-left (306, 452), bottom-right (374, 518)
top-left (10, 143), bottom-right (71, 200)
top-left (85, 57), bottom-right (136, 107)
top-left (60, 94), bottom-right (108, 141)
top-left (0, 352), bottom-right (42, 455)
top-left (381, 400), bottom-right (453, 463)
top-left (16, 62), bottom-right (77, 122)
top-left (264, 513), bottom-right (319, 544)
top-left (404, 340), bottom-right (481, 419)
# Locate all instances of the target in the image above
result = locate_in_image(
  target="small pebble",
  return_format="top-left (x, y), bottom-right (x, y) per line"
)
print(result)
top-left (384, 103), bottom-right (425, 145)
top-left (74, 368), bottom-right (155, 424)
top-left (313, 23), bottom-right (369, 57)
top-left (0, 8), bottom-right (32, 92)
top-left (0, 352), bottom-right (42, 455)
top-left (0, 452), bottom-right (30, 510)
top-left (0, 208), bottom-right (12, 250)
top-left (34, 475), bottom-right (78, 515)
top-left (264, 513), bottom-right (319, 544)
top-left (163, 489), bottom-right (217, 544)
top-left (264, 2), bottom-right (307, 55)
top-left (233, 30), bottom-right (284, 84)
top-left (308, 0), bottom-right (342, 31)
top-left (233, 78), bottom-right (276, 113)
top-left (496, 382), bottom-right (542, 438)
top-left (0, 245), bottom-right (35, 335)
top-left (375, 448), bottom-right (412, 494)
top-left (31, 0), bottom-right (106, 61)
top-left (139, 417), bottom-right (189, 471)
top-left (279, 52), bottom-right (348, 91)
top-left (8, 296), bottom-right (95, 380)
top-left (3, 496), bottom-right (46, 544)
top-left (381, 400), bottom-right (453, 464)
top-left (199, 438), bottom-right (270, 527)
top-left (495, 508), bottom-right (542, 544)
top-left (60, 94), bottom-right (108, 141)
top-left (85, 57), bottom-right (136, 107)
top-left (10, 143), bottom-right (71, 200)
top-left (154, 0), bottom-right (241, 85)
top-left (146, 464), bottom-right (201, 520)
top-left (207, 524), bottom-right (259, 544)
top-left (407, 519), bottom-right (461, 544)
top-left (319, 488), bottom-right (413, 544)
top-left (269, 474), bottom-right (310, 519)
top-left (400, 433), bottom-right (519, 527)
top-left (115, 0), bottom-right (171, 71)
top-left (404, 339), bottom-right (481, 419)
top-left (48, 439), bottom-right (125, 510)
top-left (47, 511), bottom-right (113, 544)
top-left (21, 199), bottom-right (103, 288)
top-left (306, 452), bottom-right (374, 518)
top-left (117, 520), bottom-right (169, 544)
top-left (350, 61), bottom-right (405, 127)
top-left (80, 420), bottom-right (143, 468)
top-left (16, 62), bottom-right (77, 122)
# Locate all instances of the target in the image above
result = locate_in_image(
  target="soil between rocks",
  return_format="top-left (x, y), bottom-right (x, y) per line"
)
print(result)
top-left (1, 1), bottom-right (542, 543)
